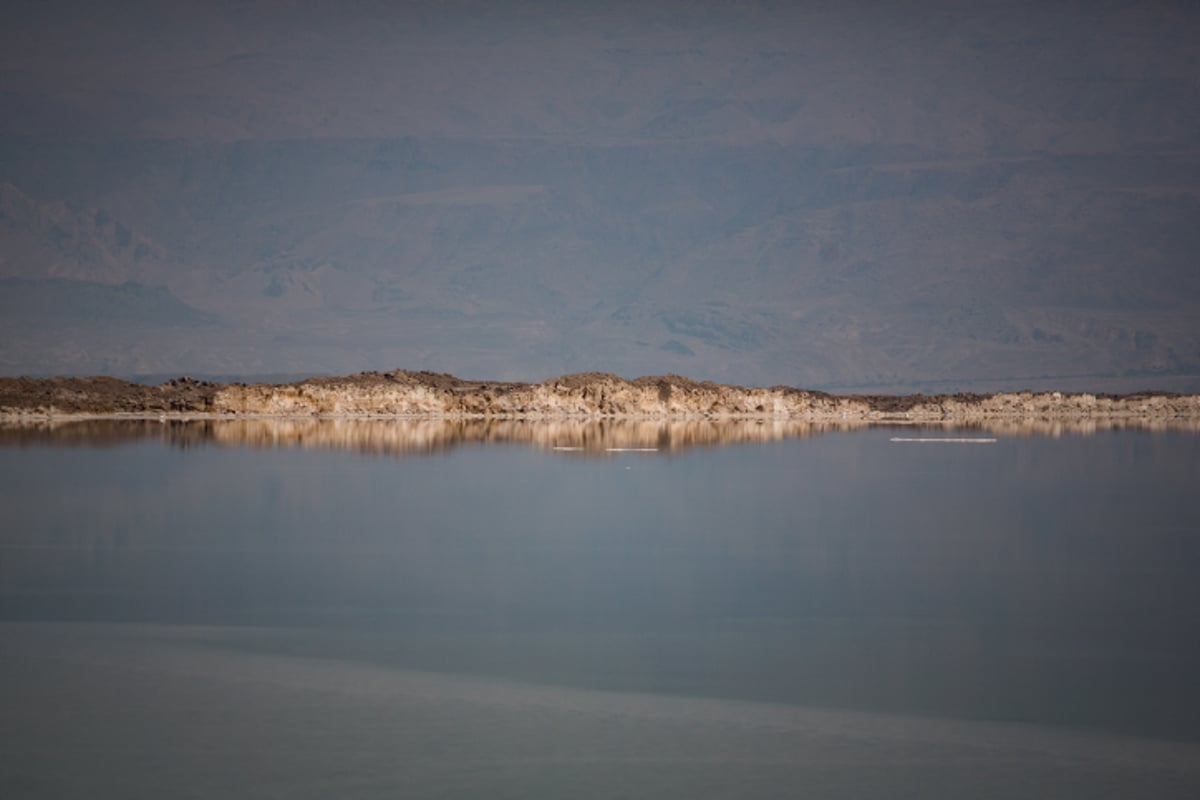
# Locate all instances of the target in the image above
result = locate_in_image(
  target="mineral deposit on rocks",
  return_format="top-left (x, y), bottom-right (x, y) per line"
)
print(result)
top-left (1, 371), bottom-right (1198, 424)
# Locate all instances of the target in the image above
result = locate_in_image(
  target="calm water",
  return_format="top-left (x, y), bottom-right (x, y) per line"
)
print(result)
top-left (2, 420), bottom-right (1199, 798)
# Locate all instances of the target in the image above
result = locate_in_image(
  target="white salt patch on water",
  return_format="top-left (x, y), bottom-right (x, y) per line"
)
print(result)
top-left (890, 438), bottom-right (997, 443)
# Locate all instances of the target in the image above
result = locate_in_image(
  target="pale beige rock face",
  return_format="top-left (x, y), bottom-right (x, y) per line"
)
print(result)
top-left (3, 371), bottom-right (1198, 425)
top-left (207, 372), bottom-right (1200, 424)
top-left (210, 377), bottom-right (860, 418)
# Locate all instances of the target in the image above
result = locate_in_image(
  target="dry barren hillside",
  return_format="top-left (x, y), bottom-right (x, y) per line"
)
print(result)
top-left (2, 1), bottom-right (1198, 391)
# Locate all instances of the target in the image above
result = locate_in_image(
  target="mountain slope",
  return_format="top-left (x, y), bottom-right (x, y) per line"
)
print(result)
top-left (1, 1), bottom-right (1198, 390)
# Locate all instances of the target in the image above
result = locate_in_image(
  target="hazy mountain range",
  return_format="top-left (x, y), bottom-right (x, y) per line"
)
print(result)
top-left (2, 0), bottom-right (1198, 392)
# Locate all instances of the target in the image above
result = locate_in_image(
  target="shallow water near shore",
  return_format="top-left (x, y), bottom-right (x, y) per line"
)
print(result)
top-left (2, 421), bottom-right (1199, 798)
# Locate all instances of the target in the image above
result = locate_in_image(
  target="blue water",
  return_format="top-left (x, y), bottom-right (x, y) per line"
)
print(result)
top-left (2, 421), bottom-right (1199, 798)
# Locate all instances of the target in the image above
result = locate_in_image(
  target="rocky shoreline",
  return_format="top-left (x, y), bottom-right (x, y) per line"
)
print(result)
top-left (2, 370), bottom-right (1199, 424)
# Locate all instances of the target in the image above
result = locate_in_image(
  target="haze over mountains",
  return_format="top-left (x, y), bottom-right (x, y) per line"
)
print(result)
top-left (2, 0), bottom-right (1199, 391)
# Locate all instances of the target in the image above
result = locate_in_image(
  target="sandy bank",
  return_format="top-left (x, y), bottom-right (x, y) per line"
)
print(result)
top-left (2, 371), bottom-right (1199, 425)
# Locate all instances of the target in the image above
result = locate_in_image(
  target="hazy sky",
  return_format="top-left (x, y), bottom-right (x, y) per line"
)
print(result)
top-left (2, 0), bottom-right (1198, 390)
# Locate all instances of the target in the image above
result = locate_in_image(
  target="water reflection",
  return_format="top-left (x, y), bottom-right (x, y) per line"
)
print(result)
top-left (0, 418), bottom-right (860, 455)
top-left (2, 415), bottom-right (1196, 455)
top-left (3, 420), bottom-right (1200, 751)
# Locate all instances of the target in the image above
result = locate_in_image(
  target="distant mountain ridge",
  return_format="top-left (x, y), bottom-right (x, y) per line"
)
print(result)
top-left (1, 1), bottom-right (1198, 392)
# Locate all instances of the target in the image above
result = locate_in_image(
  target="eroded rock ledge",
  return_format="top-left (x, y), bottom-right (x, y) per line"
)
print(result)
top-left (2, 370), bottom-right (1198, 423)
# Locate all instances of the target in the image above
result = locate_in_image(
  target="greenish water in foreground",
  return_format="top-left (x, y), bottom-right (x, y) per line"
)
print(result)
top-left (2, 423), bottom-right (1199, 798)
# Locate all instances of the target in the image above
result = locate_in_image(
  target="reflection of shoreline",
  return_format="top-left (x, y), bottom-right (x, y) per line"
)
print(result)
top-left (207, 418), bottom-right (864, 455)
top-left (0, 418), bottom-right (863, 455)
top-left (1, 416), bottom-right (1197, 455)
top-left (962, 418), bottom-right (1200, 436)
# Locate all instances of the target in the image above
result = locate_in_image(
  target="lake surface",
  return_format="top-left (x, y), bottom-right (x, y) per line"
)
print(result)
top-left (2, 420), bottom-right (1199, 798)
